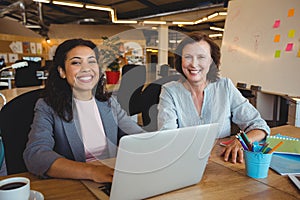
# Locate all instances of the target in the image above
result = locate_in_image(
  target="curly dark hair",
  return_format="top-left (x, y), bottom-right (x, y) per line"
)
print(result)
top-left (174, 32), bottom-right (220, 82)
top-left (43, 38), bottom-right (111, 122)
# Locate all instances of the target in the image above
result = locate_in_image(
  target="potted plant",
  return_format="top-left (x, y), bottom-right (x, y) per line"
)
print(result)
top-left (99, 36), bottom-right (121, 84)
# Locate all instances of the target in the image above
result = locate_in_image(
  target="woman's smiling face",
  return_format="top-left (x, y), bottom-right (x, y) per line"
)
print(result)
top-left (58, 45), bottom-right (100, 99)
top-left (181, 40), bottom-right (213, 84)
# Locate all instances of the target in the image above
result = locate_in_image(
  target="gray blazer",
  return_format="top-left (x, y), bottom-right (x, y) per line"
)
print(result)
top-left (23, 97), bottom-right (144, 177)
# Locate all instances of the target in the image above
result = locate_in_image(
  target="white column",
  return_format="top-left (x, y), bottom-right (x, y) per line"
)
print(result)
top-left (157, 25), bottom-right (168, 79)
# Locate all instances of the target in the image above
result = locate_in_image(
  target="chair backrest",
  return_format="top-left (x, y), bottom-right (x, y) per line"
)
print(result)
top-left (0, 89), bottom-right (43, 174)
top-left (15, 60), bottom-right (43, 87)
top-left (140, 74), bottom-right (182, 131)
top-left (158, 64), bottom-right (169, 77)
top-left (0, 136), bottom-right (4, 173)
top-left (237, 82), bottom-right (247, 88)
top-left (117, 64), bottom-right (146, 116)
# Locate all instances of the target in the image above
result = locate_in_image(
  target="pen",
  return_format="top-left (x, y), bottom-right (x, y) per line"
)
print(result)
top-left (261, 143), bottom-right (269, 153)
top-left (240, 131), bottom-right (252, 151)
top-left (236, 134), bottom-right (249, 151)
top-left (268, 141), bottom-right (284, 154)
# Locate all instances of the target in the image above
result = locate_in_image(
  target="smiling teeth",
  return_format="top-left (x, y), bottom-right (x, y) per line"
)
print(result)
top-left (190, 70), bottom-right (200, 74)
top-left (78, 76), bottom-right (92, 81)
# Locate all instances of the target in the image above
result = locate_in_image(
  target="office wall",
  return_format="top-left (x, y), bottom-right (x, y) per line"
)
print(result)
top-left (220, 0), bottom-right (300, 96)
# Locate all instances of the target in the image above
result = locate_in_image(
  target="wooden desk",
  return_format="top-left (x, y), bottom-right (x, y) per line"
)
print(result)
top-left (0, 86), bottom-right (44, 103)
top-left (1, 125), bottom-right (299, 199)
top-left (0, 84), bottom-right (115, 104)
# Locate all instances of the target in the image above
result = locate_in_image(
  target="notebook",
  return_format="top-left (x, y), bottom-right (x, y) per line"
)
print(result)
top-left (82, 123), bottom-right (219, 200)
top-left (266, 134), bottom-right (300, 155)
top-left (267, 134), bottom-right (300, 175)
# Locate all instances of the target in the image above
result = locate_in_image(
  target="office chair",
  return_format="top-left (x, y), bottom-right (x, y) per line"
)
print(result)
top-left (117, 64), bottom-right (146, 116)
top-left (140, 74), bottom-right (182, 131)
top-left (0, 88), bottom-right (44, 174)
top-left (0, 135), bottom-right (4, 174)
top-left (14, 60), bottom-right (43, 87)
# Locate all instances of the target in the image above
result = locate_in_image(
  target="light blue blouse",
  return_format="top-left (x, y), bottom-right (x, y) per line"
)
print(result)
top-left (157, 77), bottom-right (270, 138)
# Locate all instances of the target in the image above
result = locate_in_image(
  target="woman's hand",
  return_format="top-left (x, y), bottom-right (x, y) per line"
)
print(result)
top-left (47, 158), bottom-right (114, 183)
top-left (220, 129), bottom-right (267, 164)
top-left (221, 138), bottom-right (244, 164)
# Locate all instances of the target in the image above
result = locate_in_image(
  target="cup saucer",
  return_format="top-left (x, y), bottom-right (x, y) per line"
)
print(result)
top-left (30, 190), bottom-right (44, 200)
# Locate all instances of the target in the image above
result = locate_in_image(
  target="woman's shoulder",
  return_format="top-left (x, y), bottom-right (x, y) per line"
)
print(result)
top-left (213, 77), bottom-right (234, 88)
top-left (34, 98), bottom-right (56, 115)
top-left (163, 80), bottom-right (183, 90)
top-left (35, 98), bottom-right (48, 107)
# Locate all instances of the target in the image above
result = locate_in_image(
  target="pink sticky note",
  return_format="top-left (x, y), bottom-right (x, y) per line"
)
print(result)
top-left (273, 20), bottom-right (280, 28)
top-left (285, 43), bottom-right (293, 51)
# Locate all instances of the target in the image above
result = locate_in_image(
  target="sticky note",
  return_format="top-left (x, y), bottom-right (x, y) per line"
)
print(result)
top-left (297, 50), bottom-right (300, 57)
top-left (288, 8), bottom-right (295, 17)
top-left (274, 34), bottom-right (280, 42)
top-left (275, 50), bottom-right (281, 58)
top-left (288, 30), bottom-right (295, 38)
top-left (273, 20), bottom-right (280, 28)
top-left (285, 43), bottom-right (293, 51)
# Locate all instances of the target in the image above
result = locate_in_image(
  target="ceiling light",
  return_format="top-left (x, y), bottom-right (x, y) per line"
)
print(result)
top-left (85, 4), bottom-right (113, 12)
top-left (52, 1), bottom-right (84, 8)
top-left (143, 21), bottom-right (167, 25)
top-left (25, 25), bottom-right (42, 29)
top-left (207, 12), bottom-right (219, 19)
top-left (81, 18), bottom-right (95, 23)
top-left (33, 0), bottom-right (50, 3)
top-left (194, 19), bottom-right (203, 24)
top-left (45, 36), bottom-right (51, 43)
top-left (218, 12), bottom-right (227, 16)
top-left (113, 20), bottom-right (137, 24)
top-left (172, 21), bottom-right (194, 25)
top-left (169, 40), bottom-right (178, 44)
top-left (209, 26), bottom-right (224, 31)
top-left (209, 33), bottom-right (223, 38)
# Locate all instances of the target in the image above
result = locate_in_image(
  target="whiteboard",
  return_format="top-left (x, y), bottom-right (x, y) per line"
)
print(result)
top-left (220, 0), bottom-right (300, 96)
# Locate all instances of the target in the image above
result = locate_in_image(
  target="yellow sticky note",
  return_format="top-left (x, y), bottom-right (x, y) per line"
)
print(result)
top-left (297, 50), bottom-right (300, 57)
top-left (274, 34), bottom-right (280, 42)
top-left (288, 30), bottom-right (295, 38)
top-left (288, 8), bottom-right (295, 17)
top-left (275, 50), bottom-right (281, 58)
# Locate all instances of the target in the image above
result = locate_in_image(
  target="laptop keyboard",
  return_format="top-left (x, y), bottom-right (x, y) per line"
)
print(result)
top-left (98, 182), bottom-right (112, 196)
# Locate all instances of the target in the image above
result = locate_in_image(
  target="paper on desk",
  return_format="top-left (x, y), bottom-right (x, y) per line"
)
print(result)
top-left (269, 153), bottom-right (300, 175)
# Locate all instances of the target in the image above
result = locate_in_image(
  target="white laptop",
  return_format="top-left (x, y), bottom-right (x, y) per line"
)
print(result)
top-left (82, 123), bottom-right (219, 200)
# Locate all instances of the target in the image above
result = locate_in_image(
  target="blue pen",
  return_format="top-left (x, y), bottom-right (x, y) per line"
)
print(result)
top-left (236, 134), bottom-right (249, 151)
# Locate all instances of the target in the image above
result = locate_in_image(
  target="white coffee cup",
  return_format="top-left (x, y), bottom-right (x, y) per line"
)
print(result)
top-left (0, 177), bottom-right (30, 200)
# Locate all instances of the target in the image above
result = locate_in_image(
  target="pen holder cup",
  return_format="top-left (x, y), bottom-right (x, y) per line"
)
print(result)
top-left (244, 150), bottom-right (273, 179)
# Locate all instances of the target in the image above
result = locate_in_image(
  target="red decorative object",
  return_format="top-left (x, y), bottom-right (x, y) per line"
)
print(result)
top-left (105, 71), bottom-right (120, 84)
